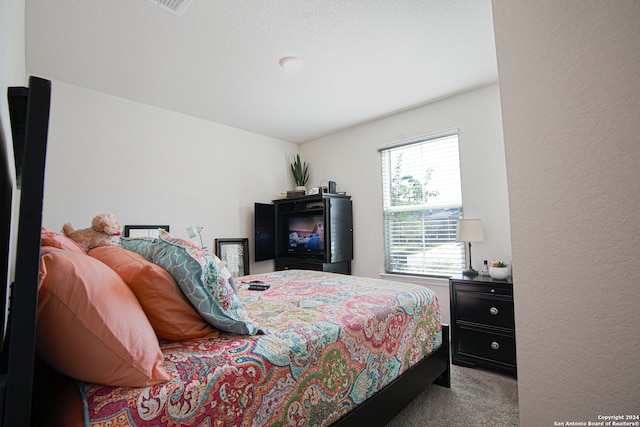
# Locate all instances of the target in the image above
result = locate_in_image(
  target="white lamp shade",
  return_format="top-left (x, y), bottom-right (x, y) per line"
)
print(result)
top-left (186, 226), bottom-right (203, 239)
top-left (456, 219), bottom-right (484, 242)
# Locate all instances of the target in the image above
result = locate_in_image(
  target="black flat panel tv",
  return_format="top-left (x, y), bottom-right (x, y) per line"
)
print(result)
top-left (287, 214), bottom-right (325, 253)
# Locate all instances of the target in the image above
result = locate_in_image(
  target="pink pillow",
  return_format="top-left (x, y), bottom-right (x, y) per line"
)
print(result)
top-left (40, 227), bottom-right (85, 253)
top-left (89, 246), bottom-right (219, 341)
top-left (37, 247), bottom-right (170, 386)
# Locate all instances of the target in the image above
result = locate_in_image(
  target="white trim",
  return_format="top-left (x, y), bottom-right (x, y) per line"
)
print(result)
top-left (378, 272), bottom-right (450, 288)
top-left (377, 128), bottom-right (459, 152)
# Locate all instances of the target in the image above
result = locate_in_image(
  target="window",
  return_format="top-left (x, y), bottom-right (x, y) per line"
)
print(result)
top-left (380, 131), bottom-right (464, 276)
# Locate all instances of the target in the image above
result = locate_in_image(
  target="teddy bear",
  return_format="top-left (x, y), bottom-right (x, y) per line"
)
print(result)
top-left (62, 212), bottom-right (122, 252)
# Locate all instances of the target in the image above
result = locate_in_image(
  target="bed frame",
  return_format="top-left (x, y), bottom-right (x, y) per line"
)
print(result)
top-left (1, 76), bottom-right (51, 426)
top-left (0, 76), bottom-right (450, 426)
top-left (333, 325), bottom-right (450, 426)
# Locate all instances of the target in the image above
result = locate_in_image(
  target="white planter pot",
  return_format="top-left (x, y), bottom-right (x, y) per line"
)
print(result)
top-left (489, 267), bottom-right (509, 280)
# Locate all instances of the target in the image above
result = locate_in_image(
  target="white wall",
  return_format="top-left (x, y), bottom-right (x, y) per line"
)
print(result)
top-left (300, 84), bottom-right (510, 324)
top-left (0, 0), bottom-right (26, 140)
top-left (43, 81), bottom-right (299, 274)
top-left (0, 0), bottom-right (27, 293)
top-left (493, 1), bottom-right (640, 424)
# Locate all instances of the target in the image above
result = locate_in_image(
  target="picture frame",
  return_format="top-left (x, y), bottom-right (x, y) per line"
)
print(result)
top-left (215, 238), bottom-right (249, 277)
top-left (123, 225), bottom-right (170, 238)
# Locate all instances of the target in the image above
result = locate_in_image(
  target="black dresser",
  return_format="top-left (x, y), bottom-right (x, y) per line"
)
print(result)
top-left (449, 274), bottom-right (517, 376)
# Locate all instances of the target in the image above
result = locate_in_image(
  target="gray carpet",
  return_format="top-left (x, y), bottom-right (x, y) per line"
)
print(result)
top-left (386, 364), bottom-right (519, 426)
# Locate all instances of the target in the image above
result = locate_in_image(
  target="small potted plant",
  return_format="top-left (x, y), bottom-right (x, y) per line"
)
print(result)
top-left (489, 261), bottom-right (509, 280)
top-left (290, 154), bottom-right (309, 192)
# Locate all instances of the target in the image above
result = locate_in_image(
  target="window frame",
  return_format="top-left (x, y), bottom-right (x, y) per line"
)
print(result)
top-left (379, 129), bottom-right (464, 277)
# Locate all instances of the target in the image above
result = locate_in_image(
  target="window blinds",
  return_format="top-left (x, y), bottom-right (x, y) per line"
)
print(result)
top-left (380, 133), bottom-right (464, 276)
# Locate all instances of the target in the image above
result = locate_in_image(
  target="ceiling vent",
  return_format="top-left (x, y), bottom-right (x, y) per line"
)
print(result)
top-left (148, 0), bottom-right (193, 16)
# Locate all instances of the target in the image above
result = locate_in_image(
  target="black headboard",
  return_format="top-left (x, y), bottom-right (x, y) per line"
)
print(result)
top-left (0, 76), bottom-right (51, 425)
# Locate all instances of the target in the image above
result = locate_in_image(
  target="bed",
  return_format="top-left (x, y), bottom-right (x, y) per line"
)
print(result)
top-left (0, 77), bottom-right (450, 426)
top-left (98, 268), bottom-right (449, 426)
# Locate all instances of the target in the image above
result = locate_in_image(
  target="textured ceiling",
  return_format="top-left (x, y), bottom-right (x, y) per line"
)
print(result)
top-left (26, 0), bottom-right (498, 143)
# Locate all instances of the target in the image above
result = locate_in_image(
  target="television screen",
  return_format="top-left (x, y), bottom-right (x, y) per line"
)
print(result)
top-left (288, 215), bottom-right (324, 251)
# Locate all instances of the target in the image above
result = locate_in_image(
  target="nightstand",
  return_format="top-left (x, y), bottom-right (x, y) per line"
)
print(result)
top-left (449, 274), bottom-right (517, 376)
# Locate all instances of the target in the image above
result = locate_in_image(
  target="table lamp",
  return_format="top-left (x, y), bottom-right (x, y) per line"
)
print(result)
top-left (186, 226), bottom-right (206, 250)
top-left (456, 219), bottom-right (484, 276)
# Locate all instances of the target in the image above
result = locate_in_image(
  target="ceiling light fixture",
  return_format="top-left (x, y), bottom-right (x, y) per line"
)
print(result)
top-left (279, 56), bottom-right (304, 72)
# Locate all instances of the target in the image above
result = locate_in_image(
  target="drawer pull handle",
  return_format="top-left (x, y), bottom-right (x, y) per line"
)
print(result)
top-left (491, 289), bottom-right (496, 293)
top-left (491, 341), bottom-right (500, 350)
top-left (489, 307), bottom-right (499, 315)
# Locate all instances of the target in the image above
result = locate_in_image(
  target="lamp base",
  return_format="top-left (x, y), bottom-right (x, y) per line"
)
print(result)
top-left (463, 267), bottom-right (478, 276)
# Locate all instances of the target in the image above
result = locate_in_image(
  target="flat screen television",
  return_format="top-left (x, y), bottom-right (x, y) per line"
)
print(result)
top-left (287, 214), bottom-right (325, 254)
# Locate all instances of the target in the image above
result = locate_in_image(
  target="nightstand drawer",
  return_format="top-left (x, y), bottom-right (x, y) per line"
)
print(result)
top-left (456, 326), bottom-right (516, 366)
top-left (453, 282), bottom-right (512, 297)
top-left (456, 291), bottom-right (514, 329)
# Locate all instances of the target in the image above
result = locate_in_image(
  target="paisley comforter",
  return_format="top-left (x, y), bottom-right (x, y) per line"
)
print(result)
top-left (81, 270), bottom-right (442, 427)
